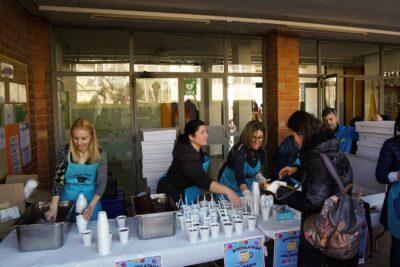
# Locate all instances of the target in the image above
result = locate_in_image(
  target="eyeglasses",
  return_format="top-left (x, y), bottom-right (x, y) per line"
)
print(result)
top-left (251, 136), bottom-right (264, 142)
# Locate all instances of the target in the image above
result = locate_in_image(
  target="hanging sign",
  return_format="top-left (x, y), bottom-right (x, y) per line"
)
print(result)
top-left (224, 236), bottom-right (265, 267)
top-left (184, 78), bottom-right (197, 95)
top-left (116, 255), bottom-right (161, 267)
top-left (273, 230), bottom-right (300, 267)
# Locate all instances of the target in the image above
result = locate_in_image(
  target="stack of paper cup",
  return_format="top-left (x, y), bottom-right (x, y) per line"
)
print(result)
top-left (261, 195), bottom-right (274, 221)
top-left (97, 211), bottom-right (111, 255)
top-left (116, 215), bottom-right (126, 228)
top-left (252, 181), bottom-right (260, 216)
top-left (76, 215), bottom-right (88, 234)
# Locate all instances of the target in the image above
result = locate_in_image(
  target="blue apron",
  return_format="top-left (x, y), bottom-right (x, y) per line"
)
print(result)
top-left (219, 159), bottom-right (261, 197)
top-left (61, 154), bottom-right (102, 221)
top-left (335, 125), bottom-right (358, 153)
top-left (184, 155), bottom-right (211, 204)
top-left (388, 182), bottom-right (400, 239)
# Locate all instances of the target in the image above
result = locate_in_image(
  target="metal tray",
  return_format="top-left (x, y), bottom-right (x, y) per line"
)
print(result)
top-left (13, 201), bottom-right (73, 252)
top-left (132, 193), bottom-right (178, 240)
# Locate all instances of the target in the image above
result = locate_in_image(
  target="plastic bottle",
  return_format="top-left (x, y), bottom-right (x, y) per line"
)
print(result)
top-left (75, 193), bottom-right (88, 214)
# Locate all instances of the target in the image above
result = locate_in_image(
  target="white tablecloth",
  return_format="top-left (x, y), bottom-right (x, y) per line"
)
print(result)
top-left (0, 217), bottom-right (264, 267)
top-left (256, 216), bottom-right (300, 239)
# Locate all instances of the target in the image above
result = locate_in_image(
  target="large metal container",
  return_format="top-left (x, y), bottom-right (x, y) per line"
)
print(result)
top-left (13, 201), bottom-right (73, 252)
top-left (132, 193), bottom-right (178, 240)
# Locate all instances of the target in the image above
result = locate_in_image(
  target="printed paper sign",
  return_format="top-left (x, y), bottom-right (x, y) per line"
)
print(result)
top-left (224, 236), bottom-right (265, 267)
top-left (19, 123), bottom-right (30, 149)
top-left (0, 127), bottom-right (5, 149)
top-left (1, 62), bottom-right (13, 79)
top-left (273, 231), bottom-right (300, 267)
top-left (116, 255), bottom-right (161, 267)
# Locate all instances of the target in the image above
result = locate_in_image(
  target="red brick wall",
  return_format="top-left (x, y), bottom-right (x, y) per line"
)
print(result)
top-left (0, 0), bottom-right (54, 189)
top-left (266, 31), bottom-right (299, 171)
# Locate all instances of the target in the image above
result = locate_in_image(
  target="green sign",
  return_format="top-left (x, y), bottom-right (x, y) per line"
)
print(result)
top-left (184, 78), bottom-right (197, 95)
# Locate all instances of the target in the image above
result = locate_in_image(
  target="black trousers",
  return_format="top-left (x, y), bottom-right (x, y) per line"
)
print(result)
top-left (156, 177), bottom-right (182, 203)
top-left (391, 235), bottom-right (400, 267)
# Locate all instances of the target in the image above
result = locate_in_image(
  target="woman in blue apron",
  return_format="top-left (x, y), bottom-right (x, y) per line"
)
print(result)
top-left (218, 120), bottom-right (267, 204)
top-left (157, 120), bottom-right (242, 207)
top-left (45, 118), bottom-right (108, 221)
top-left (376, 111), bottom-right (400, 267)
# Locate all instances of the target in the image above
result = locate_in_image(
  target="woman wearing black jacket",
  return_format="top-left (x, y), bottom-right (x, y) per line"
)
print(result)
top-left (376, 111), bottom-right (400, 267)
top-left (266, 111), bottom-right (358, 266)
top-left (157, 120), bottom-right (242, 207)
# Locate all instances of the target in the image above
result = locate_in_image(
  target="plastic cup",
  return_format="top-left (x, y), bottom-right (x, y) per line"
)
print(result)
top-left (188, 227), bottom-right (199, 243)
top-left (116, 215), bottom-right (126, 228)
top-left (81, 229), bottom-right (92, 247)
top-left (242, 212), bottom-right (251, 226)
top-left (261, 206), bottom-right (271, 221)
top-left (177, 214), bottom-right (185, 230)
top-left (234, 219), bottom-right (244, 234)
top-left (248, 216), bottom-right (257, 231)
top-left (199, 226), bottom-right (210, 241)
top-left (76, 215), bottom-right (88, 234)
top-left (223, 222), bottom-right (233, 237)
top-left (118, 227), bottom-right (129, 244)
top-left (210, 222), bottom-right (220, 238)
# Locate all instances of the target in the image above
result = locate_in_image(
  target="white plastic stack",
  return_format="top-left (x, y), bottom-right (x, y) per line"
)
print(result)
top-left (97, 211), bottom-right (111, 255)
top-left (355, 121), bottom-right (395, 159)
top-left (140, 128), bottom-right (178, 193)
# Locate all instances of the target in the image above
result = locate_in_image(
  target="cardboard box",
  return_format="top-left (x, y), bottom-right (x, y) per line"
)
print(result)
top-left (0, 174), bottom-right (51, 237)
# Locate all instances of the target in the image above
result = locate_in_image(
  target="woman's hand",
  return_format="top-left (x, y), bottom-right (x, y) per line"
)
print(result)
top-left (45, 204), bottom-right (58, 222)
top-left (83, 204), bottom-right (94, 221)
top-left (279, 166), bottom-right (298, 179)
top-left (226, 190), bottom-right (242, 208)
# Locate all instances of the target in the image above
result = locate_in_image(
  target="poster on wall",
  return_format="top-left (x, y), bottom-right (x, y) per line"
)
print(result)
top-left (5, 124), bottom-right (22, 174)
top-left (1, 62), bottom-right (14, 79)
top-left (184, 78), bottom-right (197, 95)
top-left (115, 255), bottom-right (161, 267)
top-left (224, 236), bottom-right (265, 267)
top-left (15, 105), bottom-right (27, 123)
top-left (0, 82), bottom-right (5, 103)
top-left (19, 84), bottom-right (27, 103)
top-left (0, 127), bottom-right (5, 149)
top-left (10, 83), bottom-right (19, 102)
top-left (4, 104), bottom-right (14, 125)
top-left (21, 146), bottom-right (31, 166)
top-left (273, 231), bottom-right (300, 267)
top-left (19, 123), bottom-right (30, 149)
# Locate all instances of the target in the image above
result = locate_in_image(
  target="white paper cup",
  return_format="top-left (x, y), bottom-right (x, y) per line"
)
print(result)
top-left (76, 215), bottom-right (88, 234)
top-left (223, 222), bottom-right (233, 237)
top-left (199, 226), bottom-right (210, 241)
top-left (109, 232), bottom-right (113, 245)
top-left (234, 219), bottom-right (244, 234)
top-left (116, 215), bottom-right (126, 228)
top-left (210, 223), bottom-right (220, 238)
top-left (81, 230), bottom-right (92, 247)
top-left (118, 227), bottom-right (129, 244)
top-left (248, 216), bottom-right (257, 231)
top-left (188, 227), bottom-right (199, 243)
top-left (177, 214), bottom-right (185, 230)
top-left (242, 212), bottom-right (250, 226)
top-left (192, 214), bottom-right (200, 224)
top-left (261, 206), bottom-right (271, 221)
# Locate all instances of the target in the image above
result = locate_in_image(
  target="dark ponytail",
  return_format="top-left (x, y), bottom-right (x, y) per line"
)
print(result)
top-left (177, 120), bottom-right (206, 144)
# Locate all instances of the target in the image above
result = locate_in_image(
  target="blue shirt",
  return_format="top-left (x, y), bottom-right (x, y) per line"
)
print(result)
top-left (335, 124), bottom-right (358, 153)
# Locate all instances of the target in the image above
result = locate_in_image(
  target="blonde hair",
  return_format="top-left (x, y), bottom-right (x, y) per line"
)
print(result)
top-left (69, 118), bottom-right (100, 163)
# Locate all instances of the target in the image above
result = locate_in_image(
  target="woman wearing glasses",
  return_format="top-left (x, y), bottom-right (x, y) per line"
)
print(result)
top-left (218, 120), bottom-right (268, 205)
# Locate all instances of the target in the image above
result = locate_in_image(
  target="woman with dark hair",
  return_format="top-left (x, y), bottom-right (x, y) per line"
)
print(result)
top-left (218, 120), bottom-right (267, 205)
top-left (265, 111), bottom-right (358, 266)
top-left (376, 111), bottom-right (400, 267)
top-left (157, 120), bottom-right (242, 207)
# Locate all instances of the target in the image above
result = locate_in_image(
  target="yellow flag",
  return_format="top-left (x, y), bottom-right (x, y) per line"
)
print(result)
top-left (367, 81), bottom-right (377, 121)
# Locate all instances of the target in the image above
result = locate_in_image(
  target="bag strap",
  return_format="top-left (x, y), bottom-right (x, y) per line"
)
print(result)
top-left (319, 153), bottom-right (345, 193)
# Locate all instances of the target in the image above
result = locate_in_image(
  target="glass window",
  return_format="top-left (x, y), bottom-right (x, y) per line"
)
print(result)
top-left (55, 29), bottom-right (129, 72)
top-left (299, 77), bottom-right (318, 117)
top-left (227, 37), bottom-right (262, 73)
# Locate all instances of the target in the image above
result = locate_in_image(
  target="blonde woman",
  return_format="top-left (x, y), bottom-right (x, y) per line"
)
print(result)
top-left (45, 118), bottom-right (107, 221)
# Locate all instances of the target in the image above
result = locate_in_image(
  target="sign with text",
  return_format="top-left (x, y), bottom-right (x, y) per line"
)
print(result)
top-left (273, 230), bottom-right (300, 267)
top-left (224, 236), bottom-right (265, 267)
top-left (116, 255), bottom-right (161, 267)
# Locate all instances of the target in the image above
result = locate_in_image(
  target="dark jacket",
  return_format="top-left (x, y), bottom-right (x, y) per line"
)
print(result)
top-left (218, 142), bottom-right (265, 187)
top-left (277, 132), bottom-right (356, 266)
top-left (273, 135), bottom-right (300, 179)
top-left (375, 137), bottom-right (399, 230)
top-left (159, 140), bottom-right (212, 194)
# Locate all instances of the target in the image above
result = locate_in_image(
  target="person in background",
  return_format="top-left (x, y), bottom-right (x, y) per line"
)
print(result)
top-left (274, 135), bottom-right (301, 180)
top-left (376, 111), bottom-right (400, 267)
top-left (218, 120), bottom-right (267, 206)
top-left (45, 118), bottom-right (107, 221)
top-left (157, 120), bottom-right (242, 207)
top-left (265, 110), bottom-right (357, 266)
top-left (322, 107), bottom-right (383, 154)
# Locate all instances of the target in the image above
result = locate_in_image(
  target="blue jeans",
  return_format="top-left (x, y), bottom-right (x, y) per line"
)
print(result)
top-left (391, 235), bottom-right (400, 267)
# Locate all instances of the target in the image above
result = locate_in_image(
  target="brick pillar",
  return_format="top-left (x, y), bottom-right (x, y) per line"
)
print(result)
top-left (265, 31), bottom-right (299, 172)
top-left (30, 18), bottom-right (55, 189)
